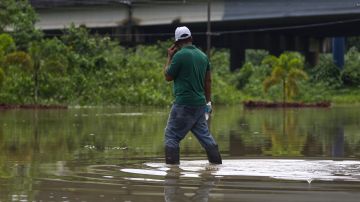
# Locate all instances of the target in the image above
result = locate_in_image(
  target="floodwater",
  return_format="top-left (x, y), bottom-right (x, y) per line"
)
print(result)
top-left (1, 105), bottom-right (360, 202)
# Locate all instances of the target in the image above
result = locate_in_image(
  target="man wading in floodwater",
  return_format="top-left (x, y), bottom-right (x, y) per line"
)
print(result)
top-left (163, 26), bottom-right (222, 165)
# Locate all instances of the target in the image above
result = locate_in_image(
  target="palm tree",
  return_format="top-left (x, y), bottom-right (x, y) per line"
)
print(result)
top-left (262, 52), bottom-right (308, 103)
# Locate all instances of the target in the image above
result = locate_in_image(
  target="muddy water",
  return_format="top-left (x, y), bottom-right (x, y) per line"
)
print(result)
top-left (0, 105), bottom-right (360, 201)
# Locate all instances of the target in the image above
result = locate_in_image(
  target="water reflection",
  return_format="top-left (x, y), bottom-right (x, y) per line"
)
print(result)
top-left (164, 166), bottom-right (217, 202)
top-left (1, 106), bottom-right (360, 201)
top-left (226, 107), bottom-right (360, 158)
top-left (332, 125), bottom-right (345, 157)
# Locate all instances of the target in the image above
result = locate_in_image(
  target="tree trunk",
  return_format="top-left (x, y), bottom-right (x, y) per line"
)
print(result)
top-left (34, 69), bottom-right (38, 104)
top-left (282, 80), bottom-right (286, 105)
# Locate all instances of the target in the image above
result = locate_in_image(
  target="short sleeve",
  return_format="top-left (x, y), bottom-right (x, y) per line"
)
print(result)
top-left (166, 53), bottom-right (181, 78)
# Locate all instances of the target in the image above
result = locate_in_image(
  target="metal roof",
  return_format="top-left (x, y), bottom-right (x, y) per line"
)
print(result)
top-left (30, 0), bottom-right (360, 30)
top-left (29, 0), bottom-right (204, 8)
top-left (224, 0), bottom-right (360, 21)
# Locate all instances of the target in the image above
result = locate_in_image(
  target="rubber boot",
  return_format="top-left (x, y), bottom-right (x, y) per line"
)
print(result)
top-left (165, 146), bottom-right (180, 165)
top-left (206, 145), bottom-right (222, 164)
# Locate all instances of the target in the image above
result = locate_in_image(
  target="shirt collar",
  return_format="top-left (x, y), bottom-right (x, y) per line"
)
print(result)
top-left (182, 44), bottom-right (195, 49)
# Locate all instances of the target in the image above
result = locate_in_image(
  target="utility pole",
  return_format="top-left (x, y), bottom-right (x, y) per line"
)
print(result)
top-left (115, 0), bottom-right (133, 45)
top-left (206, 0), bottom-right (211, 58)
top-left (123, 0), bottom-right (134, 45)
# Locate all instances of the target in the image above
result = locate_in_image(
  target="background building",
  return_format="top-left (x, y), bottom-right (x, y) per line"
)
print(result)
top-left (29, 0), bottom-right (360, 70)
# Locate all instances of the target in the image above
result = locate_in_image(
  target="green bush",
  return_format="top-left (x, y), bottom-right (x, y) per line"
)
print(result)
top-left (210, 49), bottom-right (231, 78)
top-left (245, 49), bottom-right (269, 66)
top-left (309, 54), bottom-right (342, 89)
top-left (232, 62), bottom-right (254, 90)
top-left (298, 81), bottom-right (331, 102)
top-left (0, 66), bottom-right (33, 104)
top-left (342, 47), bottom-right (360, 87)
top-left (241, 63), bottom-right (272, 99)
top-left (347, 37), bottom-right (360, 51)
top-left (210, 49), bottom-right (243, 104)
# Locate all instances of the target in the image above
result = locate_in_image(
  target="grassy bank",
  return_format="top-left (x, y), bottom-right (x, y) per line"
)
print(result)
top-left (328, 88), bottom-right (360, 104)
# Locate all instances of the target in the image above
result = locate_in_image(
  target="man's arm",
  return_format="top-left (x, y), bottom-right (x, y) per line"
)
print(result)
top-left (205, 70), bottom-right (212, 103)
top-left (163, 57), bottom-right (174, 81)
top-left (163, 44), bottom-right (178, 81)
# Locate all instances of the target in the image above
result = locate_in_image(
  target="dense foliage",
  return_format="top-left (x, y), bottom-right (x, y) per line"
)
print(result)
top-left (0, 25), bottom-right (242, 105)
top-left (229, 49), bottom-right (360, 103)
top-left (0, 0), bottom-right (360, 105)
top-left (0, 0), bottom-right (42, 50)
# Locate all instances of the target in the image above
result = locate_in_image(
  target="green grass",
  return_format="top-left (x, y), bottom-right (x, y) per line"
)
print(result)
top-left (330, 88), bottom-right (360, 104)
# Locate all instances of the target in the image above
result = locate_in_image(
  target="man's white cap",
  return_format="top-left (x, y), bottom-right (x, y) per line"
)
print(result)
top-left (175, 26), bottom-right (191, 42)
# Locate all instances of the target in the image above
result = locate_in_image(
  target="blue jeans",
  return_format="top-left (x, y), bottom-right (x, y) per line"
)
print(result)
top-left (165, 104), bottom-right (217, 149)
top-left (164, 104), bottom-right (222, 164)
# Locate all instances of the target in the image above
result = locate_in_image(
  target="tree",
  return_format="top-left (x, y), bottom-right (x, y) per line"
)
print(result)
top-left (342, 47), bottom-right (360, 87)
top-left (0, 34), bottom-right (13, 87)
top-left (0, 0), bottom-right (42, 50)
top-left (27, 38), bottom-right (68, 103)
top-left (1, 34), bottom-right (68, 103)
top-left (262, 52), bottom-right (308, 103)
top-left (0, 67), bottom-right (4, 88)
top-left (0, 33), bottom-right (32, 93)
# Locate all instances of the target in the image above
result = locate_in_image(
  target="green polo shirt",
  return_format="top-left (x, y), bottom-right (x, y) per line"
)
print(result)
top-left (166, 45), bottom-right (210, 106)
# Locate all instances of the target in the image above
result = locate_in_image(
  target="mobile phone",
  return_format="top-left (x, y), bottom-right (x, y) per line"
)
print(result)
top-left (173, 43), bottom-right (179, 49)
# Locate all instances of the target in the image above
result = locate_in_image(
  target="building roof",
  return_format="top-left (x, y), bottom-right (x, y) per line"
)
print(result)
top-left (29, 0), bottom-right (194, 8)
top-left (30, 0), bottom-right (360, 31)
top-left (223, 0), bottom-right (360, 21)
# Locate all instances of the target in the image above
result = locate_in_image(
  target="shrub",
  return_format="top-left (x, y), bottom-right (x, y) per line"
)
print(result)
top-left (232, 62), bottom-right (254, 90)
top-left (245, 49), bottom-right (269, 66)
top-left (342, 47), bottom-right (360, 87)
top-left (309, 54), bottom-right (342, 88)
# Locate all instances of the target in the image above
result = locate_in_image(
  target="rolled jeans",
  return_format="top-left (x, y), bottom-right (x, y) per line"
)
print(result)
top-left (164, 104), bottom-right (218, 153)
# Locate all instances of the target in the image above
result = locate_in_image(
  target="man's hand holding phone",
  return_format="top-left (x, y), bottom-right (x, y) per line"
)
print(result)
top-left (164, 44), bottom-right (179, 81)
top-left (167, 44), bottom-right (179, 59)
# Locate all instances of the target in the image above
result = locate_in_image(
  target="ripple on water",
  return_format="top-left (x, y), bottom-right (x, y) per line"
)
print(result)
top-left (28, 159), bottom-right (360, 202)
top-left (119, 159), bottom-right (360, 183)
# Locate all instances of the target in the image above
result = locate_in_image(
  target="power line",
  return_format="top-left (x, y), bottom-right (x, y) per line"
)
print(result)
top-left (215, 17), bottom-right (360, 35)
top-left (43, 17), bottom-right (360, 37)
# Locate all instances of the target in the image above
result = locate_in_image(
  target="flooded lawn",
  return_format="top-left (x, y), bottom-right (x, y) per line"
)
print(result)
top-left (1, 105), bottom-right (360, 201)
